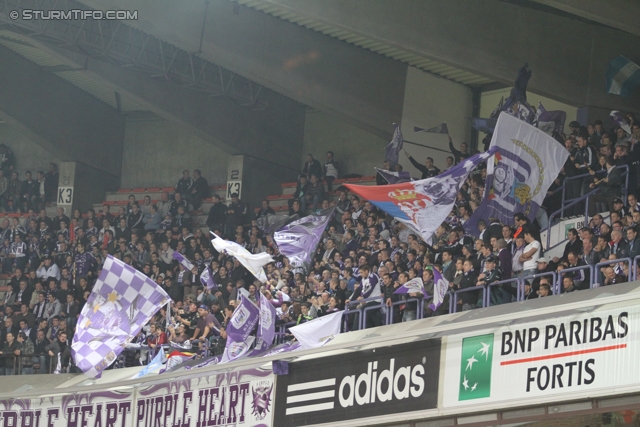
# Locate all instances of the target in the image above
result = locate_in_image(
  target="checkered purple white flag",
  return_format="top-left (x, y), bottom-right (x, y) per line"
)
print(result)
top-left (71, 255), bottom-right (170, 377)
top-left (172, 251), bottom-right (194, 271)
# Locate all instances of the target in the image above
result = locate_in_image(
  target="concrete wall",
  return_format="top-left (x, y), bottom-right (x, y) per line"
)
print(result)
top-left (302, 110), bottom-right (388, 178)
top-left (400, 67), bottom-right (473, 175)
top-left (479, 87), bottom-right (579, 138)
top-left (0, 123), bottom-right (62, 176)
top-left (121, 118), bottom-right (231, 189)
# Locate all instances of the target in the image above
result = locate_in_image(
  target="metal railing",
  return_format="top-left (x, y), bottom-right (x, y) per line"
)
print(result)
top-left (544, 164), bottom-right (629, 250)
top-left (385, 297), bottom-right (426, 325)
top-left (521, 271), bottom-right (558, 296)
top-left (593, 258), bottom-right (632, 288)
top-left (452, 286), bottom-right (486, 313)
top-left (554, 265), bottom-right (592, 294)
top-left (485, 278), bottom-right (519, 307)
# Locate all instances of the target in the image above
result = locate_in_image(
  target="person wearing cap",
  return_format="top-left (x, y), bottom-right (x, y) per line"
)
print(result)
top-left (522, 280), bottom-right (537, 300)
top-left (612, 197), bottom-right (628, 217)
top-left (569, 121), bottom-right (581, 136)
top-left (476, 256), bottom-right (504, 305)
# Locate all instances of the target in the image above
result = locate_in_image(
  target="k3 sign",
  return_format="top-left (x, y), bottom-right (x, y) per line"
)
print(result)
top-left (274, 339), bottom-right (441, 426)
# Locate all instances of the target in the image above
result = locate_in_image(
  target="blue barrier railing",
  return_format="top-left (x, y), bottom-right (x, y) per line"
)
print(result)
top-left (385, 297), bottom-right (426, 325)
top-left (594, 257), bottom-right (632, 288)
top-left (485, 278), bottom-right (519, 307)
top-left (554, 264), bottom-right (593, 293)
top-left (521, 271), bottom-right (557, 297)
top-left (452, 286), bottom-right (486, 313)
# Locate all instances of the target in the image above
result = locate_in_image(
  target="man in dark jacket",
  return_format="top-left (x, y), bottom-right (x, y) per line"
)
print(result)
top-left (187, 169), bottom-right (209, 210)
top-left (458, 259), bottom-right (479, 311)
top-left (302, 154), bottom-right (322, 179)
top-left (206, 195), bottom-right (227, 233)
top-left (46, 331), bottom-right (72, 373)
top-left (589, 156), bottom-right (621, 215)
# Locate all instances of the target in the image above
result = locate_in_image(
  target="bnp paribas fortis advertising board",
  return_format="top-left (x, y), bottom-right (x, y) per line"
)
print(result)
top-left (442, 305), bottom-right (638, 408)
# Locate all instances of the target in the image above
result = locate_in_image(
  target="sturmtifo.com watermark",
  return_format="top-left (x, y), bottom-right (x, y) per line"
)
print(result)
top-left (9, 9), bottom-right (138, 20)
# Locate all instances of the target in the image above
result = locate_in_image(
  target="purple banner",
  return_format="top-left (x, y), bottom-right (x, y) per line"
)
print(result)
top-left (226, 295), bottom-right (260, 343)
top-left (274, 207), bottom-right (335, 272)
top-left (251, 292), bottom-right (276, 356)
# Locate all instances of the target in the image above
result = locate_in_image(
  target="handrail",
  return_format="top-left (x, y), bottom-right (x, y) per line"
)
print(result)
top-left (634, 255), bottom-right (640, 281)
top-left (594, 257), bottom-right (632, 288)
top-left (521, 271), bottom-right (557, 297)
top-left (452, 286), bottom-right (486, 313)
top-left (555, 264), bottom-right (593, 293)
top-left (546, 187), bottom-right (600, 248)
top-left (385, 297), bottom-right (426, 325)
top-left (485, 278), bottom-right (520, 307)
top-left (544, 164), bottom-right (629, 250)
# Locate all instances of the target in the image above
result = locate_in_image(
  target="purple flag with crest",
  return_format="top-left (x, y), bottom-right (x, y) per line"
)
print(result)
top-left (225, 294), bottom-right (260, 343)
top-left (200, 267), bottom-right (217, 290)
top-left (274, 207), bottom-right (335, 272)
top-left (385, 123), bottom-right (404, 168)
top-left (536, 102), bottom-right (566, 135)
top-left (172, 251), bottom-right (194, 271)
top-left (393, 277), bottom-right (426, 295)
top-left (464, 113), bottom-right (568, 235)
top-left (71, 255), bottom-right (170, 377)
top-left (430, 268), bottom-right (449, 311)
top-left (250, 292), bottom-right (277, 356)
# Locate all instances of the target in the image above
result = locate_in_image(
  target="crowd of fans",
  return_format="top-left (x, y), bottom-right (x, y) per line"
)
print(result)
top-left (0, 112), bottom-right (638, 375)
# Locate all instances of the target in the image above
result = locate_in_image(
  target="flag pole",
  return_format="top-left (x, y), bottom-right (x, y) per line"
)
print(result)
top-left (403, 139), bottom-right (452, 154)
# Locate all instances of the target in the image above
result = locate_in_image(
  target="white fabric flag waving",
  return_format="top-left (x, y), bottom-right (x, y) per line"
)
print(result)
top-left (210, 232), bottom-right (273, 283)
top-left (289, 311), bottom-right (343, 349)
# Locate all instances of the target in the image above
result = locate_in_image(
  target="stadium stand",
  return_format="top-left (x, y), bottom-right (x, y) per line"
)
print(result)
top-left (0, 113), bottom-right (638, 375)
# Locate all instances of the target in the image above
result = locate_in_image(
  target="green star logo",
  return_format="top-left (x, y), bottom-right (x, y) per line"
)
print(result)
top-left (458, 333), bottom-right (494, 401)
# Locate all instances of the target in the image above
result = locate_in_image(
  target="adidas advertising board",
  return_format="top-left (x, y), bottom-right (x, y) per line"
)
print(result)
top-left (443, 304), bottom-right (640, 409)
top-left (274, 340), bottom-right (440, 426)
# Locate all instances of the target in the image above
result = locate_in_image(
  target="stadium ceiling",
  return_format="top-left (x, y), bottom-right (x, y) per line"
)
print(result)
top-left (0, 0), bottom-right (270, 115)
top-left (231, 0), bottom-right (496, 88)
top-left (0, 29), bottom-right (147, 113)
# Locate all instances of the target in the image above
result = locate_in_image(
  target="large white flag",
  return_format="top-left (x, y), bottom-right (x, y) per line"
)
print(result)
top-left (289, 311), bottom-right (343, 349)
top-left (210, 232), bottom-right (273, 283)
top-left (465, 112), bottom-right (569, 231)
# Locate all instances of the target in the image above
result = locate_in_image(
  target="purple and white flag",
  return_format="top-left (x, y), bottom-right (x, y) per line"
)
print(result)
top-left (465, 113), bottom-right (569, 234)
top-left (385, 123), bottom-right (403, 168)
top-left (536, 102), bottom-right (566, 135)
top-left (250, 292), bottom-right (276, 356)
top-left (200, 267), bottom-right (217, 290)
top-left (172, 251), bottom-right (194, 271)
top-left (221, 335), bottom-right (255, 364)
top-left (374, 167), bottom-right (412, 184)
top-left (210, 232), bottom-right (273, 283)
top-left (72, 255), bottom-right (170, 377)
top-left (289, 311), bottom-right (342, 349)
top-left (393, 277), bottom-right (426, 295)
top-left (347, 149), bottom-right (496, 244)
top-left (429, 268), bottom-right (449, 311)
top-left (611, 110), bottom-right (632, 134)
top-left (226, 295), bottom-right (260, 343)
top-left (261, 341), bottom-right (302, 357)
top-left (256, 213), bottom-right (299, 234)
top-left (414, 122), bottom-right (449, 134)
top-left (274, 207), bottom-right (335, 273)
